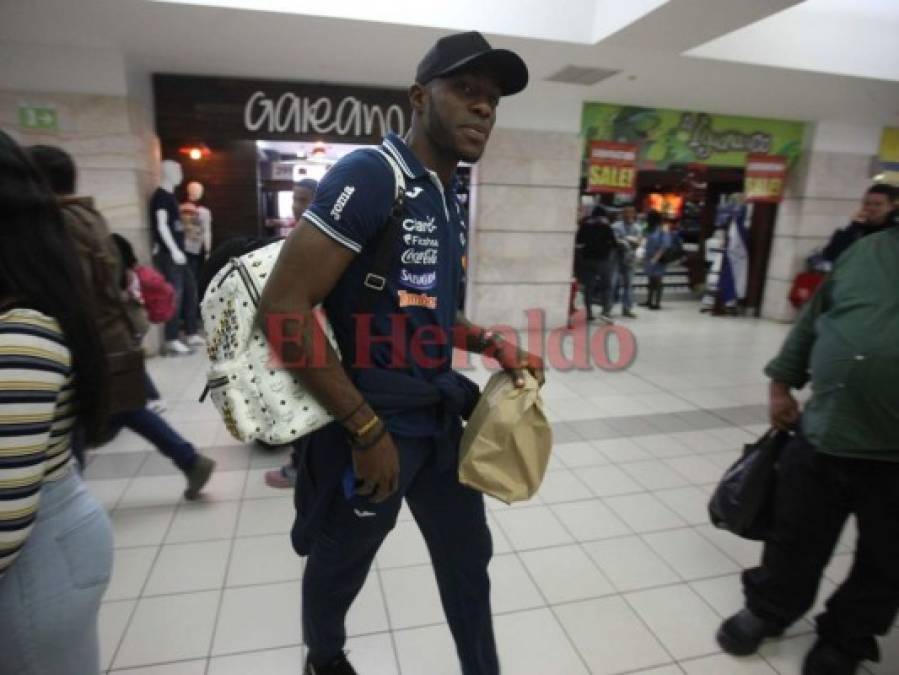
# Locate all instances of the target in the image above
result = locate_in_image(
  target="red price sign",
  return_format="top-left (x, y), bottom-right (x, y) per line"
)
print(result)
top-left (587, 141), bottom-right (638, 195)
top-left (745, 154), bottom-right (788, 203)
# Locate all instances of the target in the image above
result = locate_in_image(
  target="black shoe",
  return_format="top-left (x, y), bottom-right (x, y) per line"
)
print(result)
top-left (304, 653), bottom-right (358, 675)
top-left (183, 454), bottom-right (215, 500)
top-left (717, 609), bottom-right (784, 656)
top-left (622, 310), bottom-right (637, 318)
top-left (803, 640), bottom-right (861, 675)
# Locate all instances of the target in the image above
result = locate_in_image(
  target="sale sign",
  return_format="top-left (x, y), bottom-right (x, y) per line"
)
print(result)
top-left (587, 141), bottom-right (637, 194)
top-left (744, 154), bottom-right (788, 203)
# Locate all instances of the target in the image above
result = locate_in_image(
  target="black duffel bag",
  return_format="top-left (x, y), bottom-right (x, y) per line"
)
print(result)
top-left (708, 428), bottom-right (793, 541)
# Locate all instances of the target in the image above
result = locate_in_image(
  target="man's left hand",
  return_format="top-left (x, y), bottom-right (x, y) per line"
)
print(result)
top-left (494, 341), bottom-right (545, 388)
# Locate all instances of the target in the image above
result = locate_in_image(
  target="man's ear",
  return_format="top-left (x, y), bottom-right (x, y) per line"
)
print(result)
top-left (409, 83), bottom-right (427, 114)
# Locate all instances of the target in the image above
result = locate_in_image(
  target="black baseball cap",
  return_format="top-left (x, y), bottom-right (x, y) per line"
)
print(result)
top-left (415, 31), bottom-right (529, 96)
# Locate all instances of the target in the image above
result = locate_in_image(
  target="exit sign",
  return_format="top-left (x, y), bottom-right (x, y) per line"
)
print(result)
top-left (19, 105), bottom-right (58, 131)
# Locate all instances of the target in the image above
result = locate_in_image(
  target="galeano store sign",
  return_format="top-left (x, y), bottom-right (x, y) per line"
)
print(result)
top-left (581, 102), bottom-right (806, 169)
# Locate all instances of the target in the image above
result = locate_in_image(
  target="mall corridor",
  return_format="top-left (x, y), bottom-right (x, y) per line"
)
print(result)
top-left (3, 2), bottom-right (899, 674)
top-left (82, 304), bottom-right (891, 675)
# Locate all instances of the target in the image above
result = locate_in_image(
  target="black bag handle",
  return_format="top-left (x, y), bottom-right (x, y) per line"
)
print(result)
top-left (355, 148), bottom-right (406, 317)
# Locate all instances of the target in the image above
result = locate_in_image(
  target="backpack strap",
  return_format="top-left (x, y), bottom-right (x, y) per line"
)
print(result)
top-left (355, 148), bottom-right (406, 316)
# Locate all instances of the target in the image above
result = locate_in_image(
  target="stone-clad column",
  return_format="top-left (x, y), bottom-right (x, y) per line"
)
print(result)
top-left (761, 123), bottom-right (879, 322)
top-left (0, 89), bottom-right (160, 348)
top-left (0, 90), bottom-right (157, 260)
top-left (467, 129), bottom-right (582, 330)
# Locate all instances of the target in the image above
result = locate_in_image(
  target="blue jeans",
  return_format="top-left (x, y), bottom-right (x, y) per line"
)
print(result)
top-left (0, 467), bottom-right (113, 674)
top-left (155, 252), bottom-right (199, 341)
top-left (109, 408), bottom-right (197, 473)
top-left (615, 262), bottom-right (635, 312)
top-left (144, 372), bottom-right (160, 401)
top-left (301, 436), bottom-right (497, 674)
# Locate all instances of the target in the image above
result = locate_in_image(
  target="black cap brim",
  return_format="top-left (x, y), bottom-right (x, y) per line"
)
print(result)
top-left (430, 48), bottom-right (529, 96)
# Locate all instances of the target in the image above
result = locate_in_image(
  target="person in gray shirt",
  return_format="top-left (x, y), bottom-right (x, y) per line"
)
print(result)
top-left (611, 204), bottom-right (642, 318)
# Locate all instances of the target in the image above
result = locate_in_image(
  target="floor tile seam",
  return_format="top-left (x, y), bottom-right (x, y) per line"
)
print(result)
top-left (490, 520), bottom-right (731, 555)
top-left (110, 491), bottom-right (291, 513)
top-left (112, 528), bottom-right (293, 550)
top-left (615, 663), bottom-right (687, 675)
top-left (619, 588), bottom-right (691, 668)
top-left (117, 639), bottom-right (305, 671)
top-left (689, 525), bottom-right (761, 569)
top-left (492, 485), bottom-right (692, 674)
top-left (491, 509), bottom-right (596, 675)
top-left (372, 562), bottom-right (404, 675)
top-left (555, 407), bottom-right (759, 438)
top-left (636, 529), bottom-right (747, 581)
top-left (102, 451), bottom-right (152, 503)
top-left (617, 465), bottom-right (695, 493)
top-left (147, 472), bottom-right (244, 666)
top-left (108, 500), bottom-right (179, 671)
top-left (106, 655), bottom-right (210, 673)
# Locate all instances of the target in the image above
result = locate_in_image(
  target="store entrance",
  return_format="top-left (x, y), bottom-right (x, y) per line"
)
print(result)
top-left (588, 163), bottom-right (778, 316)
top-left (256, 140), bottom-right (369, 238)
top-left (253, 139), bottom-right (474, 312)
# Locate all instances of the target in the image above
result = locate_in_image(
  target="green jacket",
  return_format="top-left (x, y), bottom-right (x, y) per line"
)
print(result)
top-left (765, 227), bottom-right (899, 460)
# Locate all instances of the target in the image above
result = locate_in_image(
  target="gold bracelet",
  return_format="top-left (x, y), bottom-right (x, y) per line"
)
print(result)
top-left (352, 415), bottom-right (381, 440)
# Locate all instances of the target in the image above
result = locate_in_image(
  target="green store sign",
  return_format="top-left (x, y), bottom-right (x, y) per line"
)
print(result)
top-left (581, 102), bottom-right (806, 169)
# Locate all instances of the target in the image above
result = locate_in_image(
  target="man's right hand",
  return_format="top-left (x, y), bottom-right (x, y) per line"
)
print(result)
top-left (769, 381), bottom-right (800, 431)
top-left (352, 431), bottom-right (400, 503)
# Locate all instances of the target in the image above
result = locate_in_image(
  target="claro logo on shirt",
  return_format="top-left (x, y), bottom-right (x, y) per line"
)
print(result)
top-left (397, 290), bottom-right (438, 309)
top-left (330, 186), bottom-right (356, 221)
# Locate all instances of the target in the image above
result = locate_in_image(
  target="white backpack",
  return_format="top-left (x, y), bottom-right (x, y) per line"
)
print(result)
top-left (200, 149), bottom-right (405, 445)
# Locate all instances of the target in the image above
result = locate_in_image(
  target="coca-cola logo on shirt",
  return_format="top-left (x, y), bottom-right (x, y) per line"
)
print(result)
top-left (400, 248), bottom-right (438, 266)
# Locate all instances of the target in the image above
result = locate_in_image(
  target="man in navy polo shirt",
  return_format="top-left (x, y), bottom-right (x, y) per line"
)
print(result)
top-left (261, 31), bottom-right (541, 675)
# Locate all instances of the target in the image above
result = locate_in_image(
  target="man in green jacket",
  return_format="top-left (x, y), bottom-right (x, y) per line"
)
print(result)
top-left (716, 224), bottom-right (899, 675)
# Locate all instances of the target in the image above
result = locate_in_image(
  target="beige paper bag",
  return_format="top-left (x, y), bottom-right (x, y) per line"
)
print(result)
top-left (459, 371), bottom-right (553, 504)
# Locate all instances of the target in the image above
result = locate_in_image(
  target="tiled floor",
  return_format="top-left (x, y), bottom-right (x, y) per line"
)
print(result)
top-left (85, 302), bottom-right (897, 675)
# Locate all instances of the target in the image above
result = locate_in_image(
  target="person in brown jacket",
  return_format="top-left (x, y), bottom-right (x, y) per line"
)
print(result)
top-left (28, 145), bottom-right (214, 500)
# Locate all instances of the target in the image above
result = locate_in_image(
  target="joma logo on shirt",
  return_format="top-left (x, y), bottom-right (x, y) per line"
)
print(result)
top-left (330, 186), bottom-right (356, 221)
top-left (397, 290), bottom-right (438, 309)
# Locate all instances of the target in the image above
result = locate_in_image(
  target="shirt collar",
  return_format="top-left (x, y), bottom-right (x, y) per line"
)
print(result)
top-left (382, 133), bottom-right (430, 181)
top-left (383, 133), bottom-right (462, 197)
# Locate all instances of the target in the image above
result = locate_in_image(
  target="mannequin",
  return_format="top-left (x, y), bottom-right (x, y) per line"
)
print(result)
top-left (180, 181), bottom-right (213, 287)
top-left (150, 160), bottom-right (203, 355)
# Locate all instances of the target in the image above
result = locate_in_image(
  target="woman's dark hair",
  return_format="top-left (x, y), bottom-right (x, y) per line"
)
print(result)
top-left (646, 210), bottom-right (662, 232)
top-left (26, 144), bottom-right (76, 196)
top-left (0, 131), bottom-right (108, 447)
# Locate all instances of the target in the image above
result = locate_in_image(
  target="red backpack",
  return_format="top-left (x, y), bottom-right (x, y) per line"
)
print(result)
top-left (135, 265), bottom-right (176, 323)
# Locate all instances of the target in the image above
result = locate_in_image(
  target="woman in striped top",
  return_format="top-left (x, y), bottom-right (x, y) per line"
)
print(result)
top-left (0, 130), bottom-right (112, 674)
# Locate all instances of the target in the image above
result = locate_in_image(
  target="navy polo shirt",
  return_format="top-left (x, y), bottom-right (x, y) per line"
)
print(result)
top-left (303, 134), bottom-right (469, 435)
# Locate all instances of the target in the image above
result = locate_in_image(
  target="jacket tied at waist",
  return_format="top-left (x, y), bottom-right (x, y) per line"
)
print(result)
top-left (352, 368), bottom-right (480, 470)
top-left (290, 367), bottom-right (480, 556)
